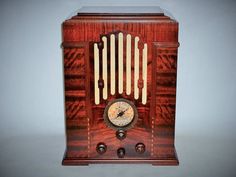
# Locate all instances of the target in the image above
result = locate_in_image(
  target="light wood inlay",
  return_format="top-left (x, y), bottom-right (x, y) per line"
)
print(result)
top-left (94, 43), bottom-right (100, 104)
top-left (110, 34), bottom-right (115, 95)
top-left (118, 33), bottom-right (124, 94)
top-left (102, 37), bottom-right (108, 99)
top-left (126, 34), bottom-right (131, 95)
top-left (134, 37), bottom-right (140, 99)
top-left (142, 43), bottom-right (148, 104)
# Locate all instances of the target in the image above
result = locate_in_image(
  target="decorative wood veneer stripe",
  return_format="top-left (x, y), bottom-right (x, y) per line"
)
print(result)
top-left (63, 44), bottom-right (89, 158)
top-left (153, 42), bottom-right (178, 158)
top-left (64, 47), bottom-right (85, 77)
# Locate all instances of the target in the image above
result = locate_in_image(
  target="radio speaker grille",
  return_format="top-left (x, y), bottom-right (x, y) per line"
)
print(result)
top-left (94, 32), bottom-right (148, 105)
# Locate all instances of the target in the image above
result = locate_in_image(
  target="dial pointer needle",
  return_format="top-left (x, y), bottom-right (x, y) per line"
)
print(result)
top-left (115, 108), bottom-right (129, 119)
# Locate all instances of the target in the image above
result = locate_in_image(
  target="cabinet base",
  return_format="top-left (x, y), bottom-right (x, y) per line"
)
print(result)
top-left (62, 151), bottom-right (179, 166)
top-left (62, 158), bottom-right (179, 166)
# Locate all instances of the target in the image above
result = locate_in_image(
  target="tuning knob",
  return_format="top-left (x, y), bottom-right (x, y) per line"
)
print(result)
top-left (135, 143), bottom-right (145, 154)
top-left (116, 130), bottom-right (126, 140)
top-left (117, 148), bottom-right (125, 158)
top-left (96, 143), bottom-right (107, 154)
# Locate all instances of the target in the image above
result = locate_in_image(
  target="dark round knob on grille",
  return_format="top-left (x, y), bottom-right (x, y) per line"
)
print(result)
top-left (98, 79), bottom-right (104, 88)
top-left (116, 130), bottom-right (126, 140)
top-left (135, 143), bottom-right (145, 154)
top-left (117, 148), bottom-right (125, 158)
top-left (96, 143), bottom-right (107, 154)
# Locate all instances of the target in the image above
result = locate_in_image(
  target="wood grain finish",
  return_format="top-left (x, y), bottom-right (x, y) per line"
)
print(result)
top-left (153, 43), bottom-right (179, 160)
top-left (62, 8), bottom-right (179, 165)
top-left (63, 43), bottom-right (90, 159)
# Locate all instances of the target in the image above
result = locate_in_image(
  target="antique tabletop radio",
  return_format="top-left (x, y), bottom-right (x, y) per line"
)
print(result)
top-left (62, 6), bottom-right (179, 165)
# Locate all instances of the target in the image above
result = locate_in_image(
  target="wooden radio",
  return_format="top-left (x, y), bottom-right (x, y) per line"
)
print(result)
top-left (62, 6), bottom-right (179, 165)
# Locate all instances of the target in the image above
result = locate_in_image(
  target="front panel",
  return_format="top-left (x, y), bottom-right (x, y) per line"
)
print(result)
top-left (89, 31), bottom-right (154, 159)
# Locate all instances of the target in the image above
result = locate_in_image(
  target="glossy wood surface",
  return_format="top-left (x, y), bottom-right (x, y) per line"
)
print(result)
top-left (77, 6), bottom-right (164, 16)
top-left (62, 8), bottom-right (179, 165)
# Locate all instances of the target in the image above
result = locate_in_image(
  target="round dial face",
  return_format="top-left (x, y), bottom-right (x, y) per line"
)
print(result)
top-left (104, 99), bottom-right (138, 130)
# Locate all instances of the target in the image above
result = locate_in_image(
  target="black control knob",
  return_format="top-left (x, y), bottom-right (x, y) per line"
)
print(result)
top-left (135, 143), bottom-right (145, 154)
top-left (117, 148), bottom-right (125, 158)
top-left (96, 143), bottom-right (107, 154)
top-left (116, 130), bottom-right (126, 140)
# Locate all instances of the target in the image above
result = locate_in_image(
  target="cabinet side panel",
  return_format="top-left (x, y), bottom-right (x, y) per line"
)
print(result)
top-left (153, 43), bottom-right (178, 159)
top-left (63, 44), bottom-right (89, 158)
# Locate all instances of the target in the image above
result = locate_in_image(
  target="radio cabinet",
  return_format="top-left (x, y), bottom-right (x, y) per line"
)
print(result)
top-left (62, 6), bottom-right (179, 165)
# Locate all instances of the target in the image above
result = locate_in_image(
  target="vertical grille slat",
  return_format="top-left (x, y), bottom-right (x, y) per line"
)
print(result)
top-left (142, 44), bottom-right (148, 104)
top-left (110, 34), bottom-right (116, 95)
top-left (102, 37), bottom-right (108, 100)
top-left (134, 36), bottom-right (140, 100)
top-left (118, 33), bottom-right (124, 94)
top-left (93, 32), bottom-right (148, 104)
top-left (94, 43), bottom-right (100, 105)
top-left (126, 34), bottom-right (132, 95)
